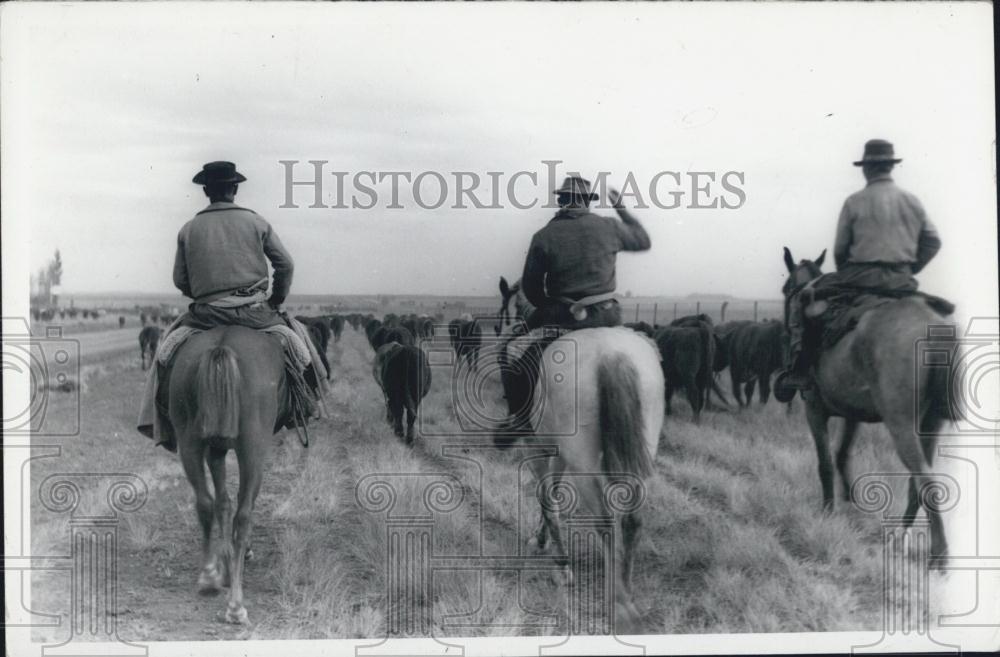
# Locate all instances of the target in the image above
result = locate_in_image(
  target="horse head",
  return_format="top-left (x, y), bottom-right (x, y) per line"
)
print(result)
top-left (782, 246), bottom-right (826, 297)
top-left (496, 276), bottom-right (519, 333)
top-left (496, 276), bottom-right (534, 337)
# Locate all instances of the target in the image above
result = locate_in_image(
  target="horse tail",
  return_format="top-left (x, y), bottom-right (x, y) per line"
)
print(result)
top-left (195, 346), bottom-right (241, 440)
top-left (598, 354), bottom-right (653, 479)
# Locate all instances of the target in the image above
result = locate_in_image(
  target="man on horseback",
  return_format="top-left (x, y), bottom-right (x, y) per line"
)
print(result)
top-left (498, 175), bottom-right (651, 435)
top-left (138, 161), bottom-right (323, 451)
top-left (778, 139), bottom-right (942, 392)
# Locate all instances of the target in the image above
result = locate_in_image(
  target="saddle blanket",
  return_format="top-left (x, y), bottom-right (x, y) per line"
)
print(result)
top-left (502, 326), bottom-right (661, 363)
top-left (810, 288), bottom-right (955, 350)
top-left (156, 322), bottom-right (312, 371)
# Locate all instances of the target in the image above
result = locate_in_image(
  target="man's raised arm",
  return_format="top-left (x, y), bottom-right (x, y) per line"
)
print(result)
top-left (609, 187), bottom-right (651, 251)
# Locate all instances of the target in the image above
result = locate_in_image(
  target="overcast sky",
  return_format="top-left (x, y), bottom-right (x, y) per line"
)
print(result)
top-left (4, 2), bottom-right (996, 303)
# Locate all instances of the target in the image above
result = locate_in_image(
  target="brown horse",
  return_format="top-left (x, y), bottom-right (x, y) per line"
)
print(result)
top-left (168, 326), bottom-right (287, 623)
top-left (781, 247), bottom-right (958, 567)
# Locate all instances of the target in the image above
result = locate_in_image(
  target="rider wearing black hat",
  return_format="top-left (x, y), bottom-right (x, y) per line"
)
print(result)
top-left (174, 161), bottom-right (293, 329)
top-left (499, 175), bottom-right (652, 436)
top-left (777, 140), bottom-right (942, 393)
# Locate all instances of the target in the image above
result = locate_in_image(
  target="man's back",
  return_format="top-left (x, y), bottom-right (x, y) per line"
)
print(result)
top-left (836, 176), bottom-right (934, 267)
top-left (174, 202), bottom-right (293, 304)
top-left (526, 208), bottom-right (648, 302)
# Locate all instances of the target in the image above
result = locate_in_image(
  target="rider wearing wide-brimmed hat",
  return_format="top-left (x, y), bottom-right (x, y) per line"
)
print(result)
top-left (174, 161), bottom-right (293, 329)
top-left (138, 161), bottom-right (320, 450)
top-left (499, 174), bottom-right (652, 435)
top-left (778, 140), bottom-right (943, 392)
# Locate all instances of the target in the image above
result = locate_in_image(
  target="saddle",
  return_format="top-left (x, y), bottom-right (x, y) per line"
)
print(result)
top-left (804, 283), bottom-right (955, 350)
top-left (141, 317), bottom-right (326, 452)
top-left (156, 323), bottom-right (312, 370)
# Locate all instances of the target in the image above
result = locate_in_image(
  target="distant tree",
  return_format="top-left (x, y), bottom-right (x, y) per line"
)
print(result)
top-left (624, 290), bottom-right (633, 299)
top-left (49, 250), bottom-right (62, 286)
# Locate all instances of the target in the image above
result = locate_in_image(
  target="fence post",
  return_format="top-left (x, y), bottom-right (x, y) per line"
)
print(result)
top-left (754, 300), bottom-right (759, 322)
top-left (696, 301), bottom-right (700, 316)
top-left (634, 304), bottom-right (639, 322)
top-left (652, 303), bottom-right (658, 326)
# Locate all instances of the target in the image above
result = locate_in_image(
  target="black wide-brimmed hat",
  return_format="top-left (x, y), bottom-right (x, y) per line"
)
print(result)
top-left (553, 176), bottom-right (599, 201)
top-left (192, 161), bottom-right (247, 185)
top-left (853, 139), bottom-right (902, 166)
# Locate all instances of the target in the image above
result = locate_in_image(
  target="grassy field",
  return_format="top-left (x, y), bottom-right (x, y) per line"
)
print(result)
top-left (29, 323), bottom-right (947, 642)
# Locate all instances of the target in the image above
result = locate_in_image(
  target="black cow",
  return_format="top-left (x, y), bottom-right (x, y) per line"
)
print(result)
top-left (365, 318), bottom-right (384, 347)
top-left (717, 320), bottom-right (788, 406)
top-left (328, 315), bottom-right (345, 343)
top-left (401, 316), bottom-right (420, 339)
top-left (371, 325), bottom-right (415, 351)
top-left (625, 321), bottom-right (656, 338)
top-left (654, 318), bottom-right (717, 423)
top-left (296, 316), bottom-right (333, 380)
top-left (139, 325), bottom-right (162, 370)
top-left (449, 316), bottom-right (482, 372)
top-left (419, 317), bottom-right (435, 339)
top-left (372, 342), bottom-right (431, 444)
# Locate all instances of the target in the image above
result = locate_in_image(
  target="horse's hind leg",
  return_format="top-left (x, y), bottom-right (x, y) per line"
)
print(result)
top-left (886, 414), bottom-right (948, 567)
top-left (904, 414), bottom-right (943, 528)
top-left (206, 445), bottom-right (232, 589)
top-left (179, 439), bottom-right (218, 594)
top-left (836, 419), bottom-right (859, 503)
top-left (226, 437), bottom-right (266, 625)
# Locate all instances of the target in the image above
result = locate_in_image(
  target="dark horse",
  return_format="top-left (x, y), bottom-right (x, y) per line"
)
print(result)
top-left (139, 325), bottom-right (162, 370)
top-left (168, 326), bottom-right (287, 623)
top-left (782, 247), bottom-right (958, 567)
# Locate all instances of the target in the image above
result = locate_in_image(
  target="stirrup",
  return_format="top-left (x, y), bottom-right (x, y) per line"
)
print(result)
top-left (774, 370), bottom-right (808, 402)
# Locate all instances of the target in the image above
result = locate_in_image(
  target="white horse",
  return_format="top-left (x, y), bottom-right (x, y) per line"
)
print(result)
top-left (495, 278), bottom-right (665, 631)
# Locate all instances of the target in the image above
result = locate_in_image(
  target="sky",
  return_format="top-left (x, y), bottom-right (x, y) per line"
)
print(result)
top-left (4, 1), bottom-right (996, 304)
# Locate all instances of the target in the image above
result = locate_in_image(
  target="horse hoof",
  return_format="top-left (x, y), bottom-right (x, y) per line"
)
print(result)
top-left (197, 566), bottom-right (223, 595)
top-left (528, 536), bottom-right (548, 553)
top-left (224, 604), bottom-right (249, 625)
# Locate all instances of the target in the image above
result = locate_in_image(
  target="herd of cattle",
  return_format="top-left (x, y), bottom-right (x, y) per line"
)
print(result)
top-left (289, 309), bottom-right (791, 442)
top-left (628, 315), bottom-right (789, 422)
top-left (136, 307), bottom-right (790, 441)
